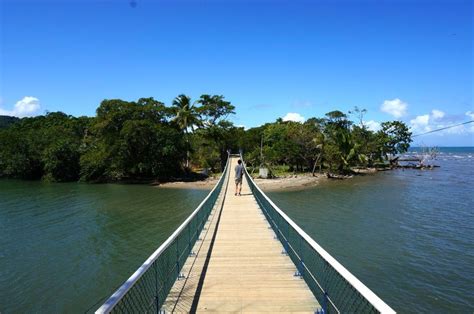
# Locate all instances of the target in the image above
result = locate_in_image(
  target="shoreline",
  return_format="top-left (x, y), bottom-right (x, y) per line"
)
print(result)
top-left (156, 167), bottom-right (386, 191)
top-left (157, 172), bottom-right (335, 191)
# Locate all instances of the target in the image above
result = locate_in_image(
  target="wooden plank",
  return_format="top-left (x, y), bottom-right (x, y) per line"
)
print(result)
top-left (162, 157), bottom-right (320, 313)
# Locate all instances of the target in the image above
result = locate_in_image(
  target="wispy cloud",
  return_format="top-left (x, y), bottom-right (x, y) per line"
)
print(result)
top-left (431, 109), bottom-right (445, 119)
top-left (0, 96), bottom-right (41, 117)
top-left (380, 98), bottom-right (408, 118)
top-left (282, 112), bottom-right (305, 123)
top-left (410, 109), bottom-right (474, 135)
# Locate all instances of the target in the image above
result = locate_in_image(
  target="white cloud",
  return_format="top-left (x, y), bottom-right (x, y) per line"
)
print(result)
top-left (466, 111), bottom-right (474, 119)
top-left (431, 109), bottom-right (445, 120)
top-left (410, 114), bottom-right (430, 133)
top-left (0, 96), bottom-right (41, 117)
top-left (411, 114), bottom-right (430, 126)
top-left (380, 98), bottom-right (408, 118)
top-left (282, 112), bottom-right (305, 123)
top-left (364, 120), bottom-right (381, 131)
top-left (409, 110), bottom-right (474, 135)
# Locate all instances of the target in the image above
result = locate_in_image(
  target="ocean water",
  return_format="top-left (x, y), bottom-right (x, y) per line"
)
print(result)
top-left (267, 147), bottom-right (474, 313)
top-left (0, 183), bottom-right (209, 313)
top-left (1, 147), bottom-right (473, 313)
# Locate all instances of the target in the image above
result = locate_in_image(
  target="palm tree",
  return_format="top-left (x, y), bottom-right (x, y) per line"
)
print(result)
top-left (171, 94), bottom-right (202, 169)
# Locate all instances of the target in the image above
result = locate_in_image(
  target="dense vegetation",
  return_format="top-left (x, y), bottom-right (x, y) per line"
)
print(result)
top-left (241, 109), bottom-right (412, 175)
top-left (0, 115), bottom-right (20, 129)
top-left (0, 96), bottom-right (411, 182)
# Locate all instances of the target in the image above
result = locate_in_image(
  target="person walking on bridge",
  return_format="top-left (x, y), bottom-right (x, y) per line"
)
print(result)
top-left (235, 159), bottom-right (244, 196)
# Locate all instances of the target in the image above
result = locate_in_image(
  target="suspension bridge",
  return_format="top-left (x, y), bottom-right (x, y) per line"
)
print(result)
top-left (96, 155), bottom-right (395, 313)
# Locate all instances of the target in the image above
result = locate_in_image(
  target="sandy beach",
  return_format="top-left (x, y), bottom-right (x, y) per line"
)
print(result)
top-left (157, 173), bottom-right (327, 191)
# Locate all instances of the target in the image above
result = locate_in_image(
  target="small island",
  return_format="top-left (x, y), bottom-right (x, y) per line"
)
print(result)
top-left (0, 96), bottom-right (413, 186)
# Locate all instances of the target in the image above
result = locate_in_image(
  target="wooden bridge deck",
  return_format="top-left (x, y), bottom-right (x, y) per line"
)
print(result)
top-left (162, 157), bottom-right (320, 313)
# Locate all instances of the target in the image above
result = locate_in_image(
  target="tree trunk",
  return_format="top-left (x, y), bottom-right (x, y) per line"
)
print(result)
top-left (186, 150), bottom-right (190, 169)
top-left (312, 153), bottom-right (321, 176)
top-left (185, 134), bottom-right (190, 169)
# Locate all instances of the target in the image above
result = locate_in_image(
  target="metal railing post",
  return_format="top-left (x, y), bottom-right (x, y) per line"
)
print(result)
top-left (176, 240), bottom-right (180, 279)
top-left (295, 235), bottom-right (304, 278)
top-left (154, 262), bottom-right (160, 314)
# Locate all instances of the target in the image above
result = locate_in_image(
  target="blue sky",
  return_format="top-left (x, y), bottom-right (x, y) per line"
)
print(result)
top-left (1, 0), bottom-right (472, 146)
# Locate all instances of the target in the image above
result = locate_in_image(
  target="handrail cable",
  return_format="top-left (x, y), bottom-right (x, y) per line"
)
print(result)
top-left (412, 120), bottom-right (473, 137)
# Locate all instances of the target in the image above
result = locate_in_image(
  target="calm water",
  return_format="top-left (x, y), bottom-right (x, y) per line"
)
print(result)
top-left (267, 147), bottom-right (474, 313)
top-left (0, 182), bottom-right (209, 313)
top-left (1, 148), bottom-right (473, 313)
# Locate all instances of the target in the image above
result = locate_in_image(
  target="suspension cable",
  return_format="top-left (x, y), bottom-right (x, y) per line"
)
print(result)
top-left (412, 120), bottom-right (474, 137)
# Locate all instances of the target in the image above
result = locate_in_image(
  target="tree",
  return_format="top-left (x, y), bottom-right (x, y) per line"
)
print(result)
top-left (80, 98), bottom-right (185, 181)
top-left (196, 95), bottom-right (236, 168)
top-left (43, 138), bottom-right (81, 182)
top-left (171, 94), bottom-right (202, 169)
top-left (378, 121), bottom-right (412, 157)
top-left (118, 120), bottom-right (185, 178)
top-left (348, 106), bottom-right (367, 128)
top-left (0, 128), bottom-right (40, 178)
top-left (197, 94), bottom-right (235, 126)
top-left (321, 111), bottom-right (356, 172)
top-left (0, 112), bottom-right (91, 181)
top-left (324, 110), bottom-right (352, 130)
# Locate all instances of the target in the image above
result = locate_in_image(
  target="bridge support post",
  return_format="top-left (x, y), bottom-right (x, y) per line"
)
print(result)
top-left (295, 235), bottom-right (305, 278)
top-left (282, 239), bottom-right (289, 255)
top-left (295, 260), bottom-right (305, 278)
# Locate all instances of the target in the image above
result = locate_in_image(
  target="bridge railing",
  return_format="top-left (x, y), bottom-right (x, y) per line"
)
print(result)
top-left (242, 160), bottom-right (395, 314)
top-left (96, 156), bottom-right (230, 314)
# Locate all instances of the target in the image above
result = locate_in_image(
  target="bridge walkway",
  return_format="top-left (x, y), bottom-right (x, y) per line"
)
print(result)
top-left (162, 157), bottom-right (320, 312)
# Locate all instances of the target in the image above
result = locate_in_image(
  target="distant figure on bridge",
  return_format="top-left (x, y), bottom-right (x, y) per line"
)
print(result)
top-left (235, 159), bottom-right (244, 196)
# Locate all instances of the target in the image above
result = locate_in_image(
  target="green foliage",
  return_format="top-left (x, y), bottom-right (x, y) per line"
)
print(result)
top-left (197, 94), bottom-right (235, 126)
top-left (378, 121), bottom-right (413, 156)
top-left (0, 115), bottom-right (20, 129)
top-left (0, 98), bottom-right (413, 182)
top-left (43, 139), bottom-right (81, 182)
top-left (188, 95), bottom-right (237, 170)
top-left (0, 112), bottom-right (91, 180)
top-left (242, 110), bottom-right (412, 174)
top-left (0, 128), bottom-right (40, 178)
top-left (171, 95), bottom-right (202, 132)
top-left (80, 98), bottom-right (185, 181)
top-left (0, 98), bottom-right (185, 182)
